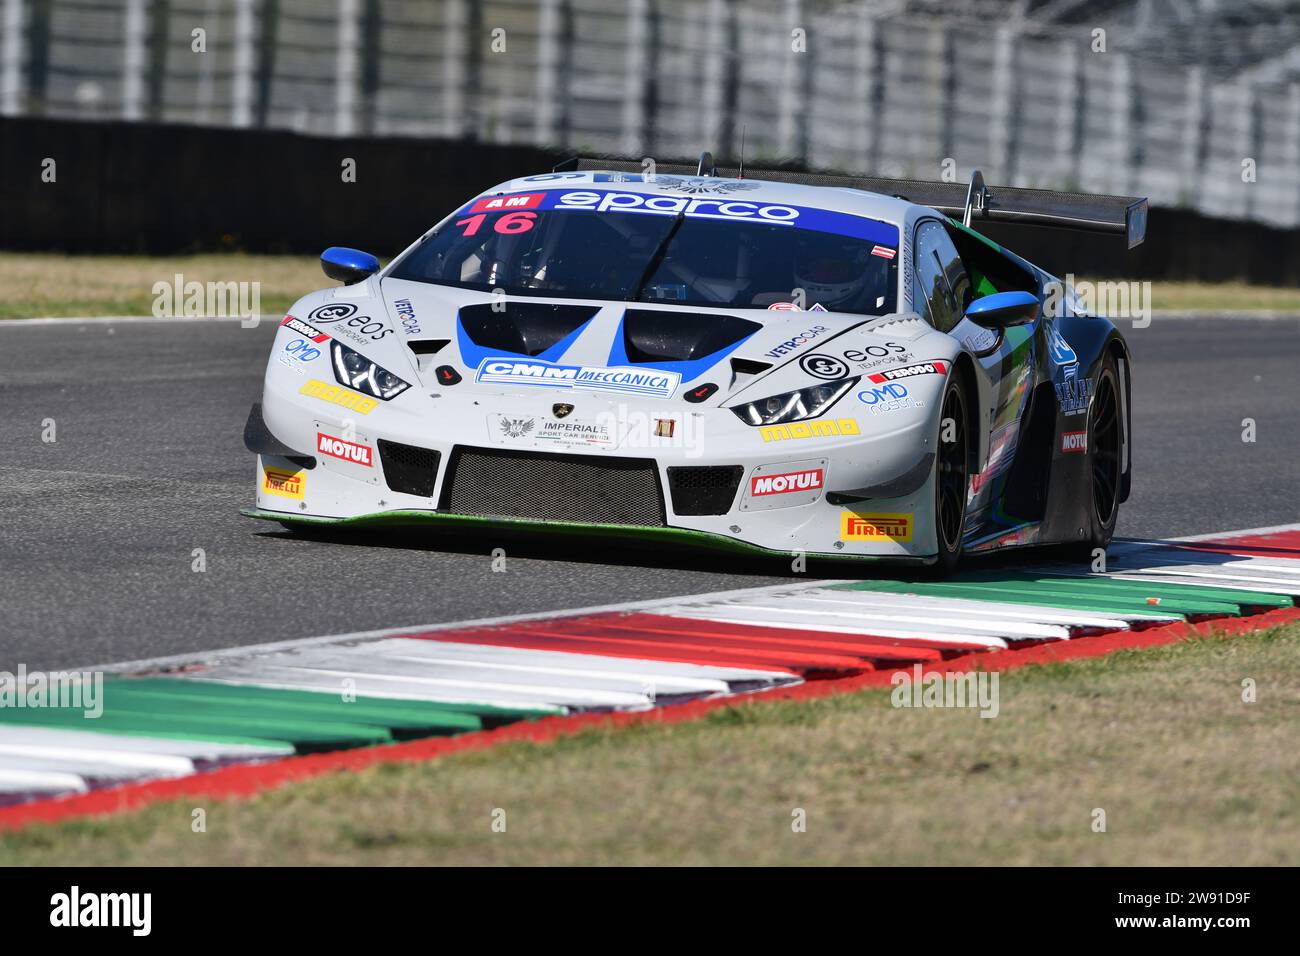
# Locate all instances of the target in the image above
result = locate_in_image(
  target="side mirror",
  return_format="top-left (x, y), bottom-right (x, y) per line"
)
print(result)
top-left (963, 290), bottom-right (1039, 329)
top-left (321, 246), bottom-right (380, 284)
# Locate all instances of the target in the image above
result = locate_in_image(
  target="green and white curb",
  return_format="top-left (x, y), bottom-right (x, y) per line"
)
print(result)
top-left (3, 525), bottom-right (1299, 806)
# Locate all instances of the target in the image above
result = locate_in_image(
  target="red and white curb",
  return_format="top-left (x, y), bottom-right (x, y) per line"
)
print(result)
top-left (2, 523), bottom-right (1299, 829)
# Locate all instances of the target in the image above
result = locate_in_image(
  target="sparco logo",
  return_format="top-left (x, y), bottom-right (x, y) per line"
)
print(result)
top-left (868, 360), bottom-right (946, 383)
top-left (555, 189), bottom-right (800, 224)
top-left (750, 468), bottom-right (824, 496)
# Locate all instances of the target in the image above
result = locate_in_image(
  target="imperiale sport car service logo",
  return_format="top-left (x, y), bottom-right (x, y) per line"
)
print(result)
top-left (841, 512), bottom-right (913, 542)
top-left (760, 418), bottom-right (859, 443)
top-left (299, 379), bottom-right (378, 415)
top-left (476, 358), bottom-right (681, 399)
top-left (316, 432), bottom-right (373, 466)
top-left (750, 468), bottom-right (824, 496)
top-left (262, 466), bottom-right (305, 500)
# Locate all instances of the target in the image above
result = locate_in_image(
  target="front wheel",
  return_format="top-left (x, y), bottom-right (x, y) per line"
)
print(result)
top-left (1084, 355), bottom-right (1122, 551)
top-left (931, 374), bottom-right (970, 575)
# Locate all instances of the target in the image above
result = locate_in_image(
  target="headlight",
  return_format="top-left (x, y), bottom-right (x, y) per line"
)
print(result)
top-left (330, 341), bottom-right (411, 400)
top-left (730, 378), bottom-right (859, 426)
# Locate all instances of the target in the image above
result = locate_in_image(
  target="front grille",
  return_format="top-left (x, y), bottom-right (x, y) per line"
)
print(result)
top-left (377, 440), bottom-right (441, 498)
top-left (441, 447), bottom-right (665, 526)
top-left (667, 465), bottom-right (744, 516)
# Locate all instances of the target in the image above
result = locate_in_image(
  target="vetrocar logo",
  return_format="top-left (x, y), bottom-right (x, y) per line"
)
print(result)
top-left (476, 358), bottom-right (681, 399)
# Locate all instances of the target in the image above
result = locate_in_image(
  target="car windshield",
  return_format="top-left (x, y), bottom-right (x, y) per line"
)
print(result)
top-left (388, 192), bottom-right (899, 316)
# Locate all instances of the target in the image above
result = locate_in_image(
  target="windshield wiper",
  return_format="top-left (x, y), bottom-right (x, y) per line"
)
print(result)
top-left (629, 211), bottom-right (686, 302)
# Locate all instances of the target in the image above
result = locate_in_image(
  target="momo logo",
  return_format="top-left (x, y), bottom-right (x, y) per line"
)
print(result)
top-left (476, 358), bottom-right (681, 399)
top-left (1061, 430), bottom-right (1088, 453)
top-left (262, 466), bottom-right (305, 500)
top-left (554, 189), bottom-right (800, 224)
top-left (750, 468), bottom-right (824, 497)
top-left (299, 379), bottom-right (378, 415)
top-left (316, 432), bottom-right (372, 466)
top-left (841, 512), bottom-right (913, 542)
top-left (760, 418), bottom-right (859, 443)
top-left (868, 361), bottom-right (946, 383)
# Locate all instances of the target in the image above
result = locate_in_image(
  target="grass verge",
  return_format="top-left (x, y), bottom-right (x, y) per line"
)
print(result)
top-left (0, 253), bottom-right (319, 320)
top-left (3, 622), bottom-right (1298, 865)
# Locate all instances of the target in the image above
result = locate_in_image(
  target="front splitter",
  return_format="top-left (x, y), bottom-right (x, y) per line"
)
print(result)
top-left (238, 506), bottom-right (935, 566)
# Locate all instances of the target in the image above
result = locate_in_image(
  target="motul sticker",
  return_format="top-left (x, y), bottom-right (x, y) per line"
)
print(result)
top-left (740, 458), bottom-right (827, 511)
top-left (1061, 430), bottom-right (1088, 453)
top-left (867, 360), bottom-right (947, 383)
top-left (870, 245), bottom-right (897, 259)
top-left (750, 468), bottom-right (824, 497)
top-left (316, 432), bottom-right (373, 467)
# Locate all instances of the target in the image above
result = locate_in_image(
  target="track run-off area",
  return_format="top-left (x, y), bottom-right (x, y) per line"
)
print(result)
top-left (2, 523), bottom-right (1299, 828)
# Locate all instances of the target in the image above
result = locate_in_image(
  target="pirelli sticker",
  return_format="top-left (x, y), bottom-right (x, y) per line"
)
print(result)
top-left (841, 511), bottom-right (913, 542)
top-left (262, 465), bottom-right (306, 500)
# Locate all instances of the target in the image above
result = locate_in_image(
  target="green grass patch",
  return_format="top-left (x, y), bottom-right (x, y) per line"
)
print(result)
top-left (3, 622), bottom-right (1298, 865)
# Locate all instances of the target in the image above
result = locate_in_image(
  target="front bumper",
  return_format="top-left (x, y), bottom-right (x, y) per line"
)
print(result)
top-left (248, 368), bottom-right (946, 560)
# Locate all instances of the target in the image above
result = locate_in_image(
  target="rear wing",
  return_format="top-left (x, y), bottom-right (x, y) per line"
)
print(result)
top-left (559, 156), bottom-right (1148, 249)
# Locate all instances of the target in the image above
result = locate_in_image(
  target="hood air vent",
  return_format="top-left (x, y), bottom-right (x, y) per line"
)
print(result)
top-left (459, 302), bottom-right (599, 357)
top-left (621, 310), bottom-right (762, 364)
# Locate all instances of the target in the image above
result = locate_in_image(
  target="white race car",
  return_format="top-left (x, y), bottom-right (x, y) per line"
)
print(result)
top-left (242, 157), bottom-right (1147, 570)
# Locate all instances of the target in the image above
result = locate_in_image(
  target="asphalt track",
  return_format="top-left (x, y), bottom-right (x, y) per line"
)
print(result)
top-left (1, 315), bottom-right (1297, 671)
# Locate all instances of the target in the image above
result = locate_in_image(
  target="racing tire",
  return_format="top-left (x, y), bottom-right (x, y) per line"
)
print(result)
top-left (1082, 353), bottom-right (1122, 554)
top-left (930, 373), bottom-right (971, 576)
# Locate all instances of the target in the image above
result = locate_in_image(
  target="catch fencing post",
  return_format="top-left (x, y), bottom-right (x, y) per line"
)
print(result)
top-left (335, 0), bottom-right (360, 136)
top-left (232, 0), bottom-right (255, 127)
top-left (123, 0), bottom-right (146, 119)
top-left (0, 0), bottom-right (22, 115)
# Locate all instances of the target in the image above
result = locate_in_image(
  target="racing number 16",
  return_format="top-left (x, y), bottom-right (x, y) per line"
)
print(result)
top-left (455, 211), bottom-right (537, 236)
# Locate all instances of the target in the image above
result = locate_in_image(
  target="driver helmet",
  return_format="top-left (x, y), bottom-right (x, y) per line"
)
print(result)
top-left (794, 237), bottom-right (876, 309)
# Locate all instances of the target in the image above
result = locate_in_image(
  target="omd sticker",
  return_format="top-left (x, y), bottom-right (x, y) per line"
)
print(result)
top-left (741, 459), bottom-right (827, 511)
